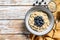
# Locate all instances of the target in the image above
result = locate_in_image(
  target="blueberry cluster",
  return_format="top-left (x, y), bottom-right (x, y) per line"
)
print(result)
top-left (34, 16), bottom-right (44, 27)
top-left (33, 0), bottom-right (46, 6)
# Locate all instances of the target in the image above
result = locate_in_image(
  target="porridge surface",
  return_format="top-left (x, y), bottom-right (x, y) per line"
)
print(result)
top-left (28, 11), bottom-right (50, 32)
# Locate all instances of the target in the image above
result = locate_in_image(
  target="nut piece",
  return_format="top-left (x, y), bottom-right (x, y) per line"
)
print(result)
top-left (56, 38), bottom-right (60, 40)
top-left (53, 30), bottom-right (60, 38)
top-left (35, 36), bottom-right (44, 40)
top-left (47, 30), bottom-right (54, 37)
top-left (53, 0), bottom-right (60, 5)
top-left (29, 34), bottom-right (35, 40)
top-left (56, 11), bottom-right (60, 21)
top-left (56, 22), bottom-right (60, 29)
top-left (48, 1), bottom-right (56, 12)
top-left (45, 37), bottom-right (54, 40)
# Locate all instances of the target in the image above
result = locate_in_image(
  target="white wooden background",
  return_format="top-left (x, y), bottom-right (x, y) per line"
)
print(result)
top-left (0, 0), bottom-right (51, 40)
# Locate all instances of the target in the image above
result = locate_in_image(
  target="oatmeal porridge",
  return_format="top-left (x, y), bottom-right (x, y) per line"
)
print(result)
top-left (28, 11), bottom-right (50, 32)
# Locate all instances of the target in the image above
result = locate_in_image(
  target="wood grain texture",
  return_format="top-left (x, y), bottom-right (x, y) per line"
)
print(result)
top-left (0, 0), bottom-right (50, 5)
top-left (0, 6), bottom-right (32, 19)
top-left (0, 20), bottom-right (30, 40)
top-left (0, 0), bottom-right (51, 40)
top-left (0, 35), bottom-right (29, 40)
top-left (0, 4), bottom-right (32, 40)
top-left (0, 20), bottom-right (28, 34)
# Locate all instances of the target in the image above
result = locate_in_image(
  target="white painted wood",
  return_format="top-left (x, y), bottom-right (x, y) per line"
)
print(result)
top-left (0, 20), bottom-right (29, 34)
top-left (0, 35), bottom-right (29, 40)
top-left (0, 0), bottom-right (51, 5)
top-left (0, 6), bottom-right (32, 19)
top-left (0, 0), bottom-right (51, 39)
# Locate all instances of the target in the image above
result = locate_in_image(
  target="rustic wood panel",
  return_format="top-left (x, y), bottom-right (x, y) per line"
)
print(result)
top-left (0, 0), bottom-right (50, 5)
top-left (0, 6), bottom-right (32, 19)
top-left (0, 20), bottom-right (29, 34)
top-left (0, 20), bottom-right (30, 40)
top-left (0, 0), bottom-right (51, 40)
top-left (0, 35), bottom-right (30, 40)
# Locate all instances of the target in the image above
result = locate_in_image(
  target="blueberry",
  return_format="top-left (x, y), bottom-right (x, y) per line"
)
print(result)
top-left (39, 19), bottom-right (41, 21)
top-left (42, 0), bottom-right (44, 2)
top-left (36, 1), bottom-right (38, 4)
top-left (39, 2), bottom-right (41, 5)
top-left (33, 3), bottom-right (35, 6)
top-left (38, 23), bottom-right (40, 26)
top-left (44, 2), bottom-right (46, 4)
top-left (40, 21), bottom-right (43, 23)
top-left (34, 16), bottom-right (44, 27)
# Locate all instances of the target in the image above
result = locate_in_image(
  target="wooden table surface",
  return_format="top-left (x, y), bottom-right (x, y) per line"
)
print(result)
top-left (0, 0), bottom-right (36, 40)
top-left (0, 0), bottom-right (59, 40)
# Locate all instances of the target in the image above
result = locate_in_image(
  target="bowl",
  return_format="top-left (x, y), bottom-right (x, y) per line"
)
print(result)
top-left (25, 5), bottom-right (54, 36)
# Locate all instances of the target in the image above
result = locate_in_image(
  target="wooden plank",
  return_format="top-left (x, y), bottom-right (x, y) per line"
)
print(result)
top-left (0, 35), bottom-right (30, 40)
top-left (0, 0), bottom-right (50, 5)
top-left (0, 6), bottom-right (32, 19)
top-left (0, 20), bottom-right (30, 34)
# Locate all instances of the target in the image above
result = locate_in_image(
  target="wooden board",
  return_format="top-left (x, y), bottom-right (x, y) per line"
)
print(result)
top-left (0, 6), bottom-right (32, 19)
top-left (0, 0), bottom-right (51, 40)
top-left (0, 20), bottom-right (30, 40)
top-left (0, 0), bottom-right (50, 5)
top-left (0, 35), bottom-right (29, 40)
top-left (0, 20), bottom-right (26, 34)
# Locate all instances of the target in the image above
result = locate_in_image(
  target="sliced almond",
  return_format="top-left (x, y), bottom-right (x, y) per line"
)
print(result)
top-left (45, 37), bottom-right (54, 40)
top-left (56, 22), bottom-right (60, 29)
top-left (53, 30), bottom-right (60, 38)
top-left (47, 30), bottom-right (54, 37)
top-left (35, 36), bottom-right (43, 40)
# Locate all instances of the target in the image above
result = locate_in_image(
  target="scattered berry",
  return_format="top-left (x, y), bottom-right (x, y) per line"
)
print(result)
top-left (42, 0), bottom-right (44, 2)
top-left (33, 3), bottom-right (35, 6)
top-left (36, 1), bottom-right (38, 4)
top-left (39, 2), bottom-right (41, 5)
top-left (44, 2), bottom-right (46, 4)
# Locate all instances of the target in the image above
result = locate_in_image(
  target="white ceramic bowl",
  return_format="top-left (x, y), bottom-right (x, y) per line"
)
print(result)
top-left (25, 6), bottom-right (54, 36)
